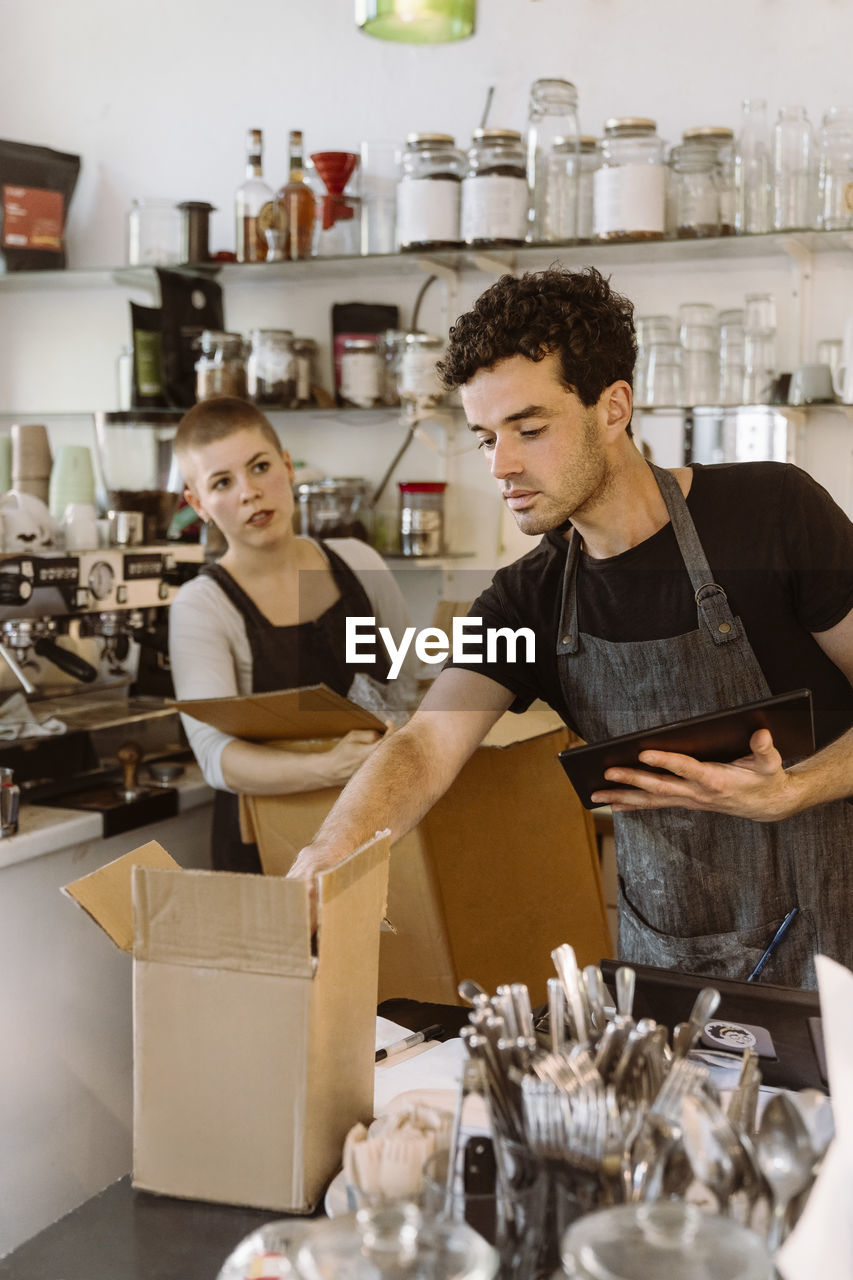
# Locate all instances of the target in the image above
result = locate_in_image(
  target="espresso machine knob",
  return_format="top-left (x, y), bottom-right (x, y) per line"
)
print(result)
top-left (0, 573), bottom-right (32, 605)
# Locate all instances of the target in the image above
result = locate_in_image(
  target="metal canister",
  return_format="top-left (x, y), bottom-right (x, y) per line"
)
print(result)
top-left (398, 480), bottom-right (446, 557)
top-left (0, 767), bottom-right (20, 838)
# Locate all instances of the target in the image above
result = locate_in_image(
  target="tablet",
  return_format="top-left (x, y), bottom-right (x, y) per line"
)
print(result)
top-left (558, 688), bottom-right (815, 809)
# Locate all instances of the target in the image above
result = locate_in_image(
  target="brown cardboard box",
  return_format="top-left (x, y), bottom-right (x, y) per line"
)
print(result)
top-left (63, 833), bottom-right (390, 1213)
top-left (177, 685), bottom-right (613, 1007)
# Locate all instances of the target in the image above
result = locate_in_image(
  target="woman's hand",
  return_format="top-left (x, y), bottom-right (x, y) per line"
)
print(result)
top-left (590, 728), bottom-right (803, 821)
top-left (316, 726), bottom-right (390, 787)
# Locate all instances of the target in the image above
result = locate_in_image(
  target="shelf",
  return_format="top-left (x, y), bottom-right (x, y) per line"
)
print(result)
top-left (2, 230), bottom-right (853, 293)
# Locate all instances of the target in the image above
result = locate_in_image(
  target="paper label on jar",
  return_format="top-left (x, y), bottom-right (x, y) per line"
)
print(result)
top-left (341, 350), bottom-right (381, 406)
top-left (593, 164), bottom-right (666, 236)
top-left (397, 178), bottom-right (460, 246)
top-left (461, 175), bottom-right (528, 242)
top-left (399, 348), bottom-right (444, 399)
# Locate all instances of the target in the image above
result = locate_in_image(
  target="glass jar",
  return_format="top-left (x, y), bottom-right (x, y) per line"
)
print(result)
top-left (817, 105), bottom-right (853, 229)
top-left (594, 118), bottom-right (667, 241)
top-left (683, 126), bottom-right (735, 234)
top-left (194, 331), bottom-right (247, 401)
top-left (340, 335), bottom-right (383, 408)
top-left (575, 135), bottom-right (601, 241)
top-left (461, 129), bottom-right (528, 246)
top-left (126, 198), bottom-right (182, 266)
top-left (397, 332), bottom-right (447, 407)
top-left (398, 480), bottom-right (446, 557)
top-left (734, 97), bottom-right (772, 234)
top-left (668, 140), bottom-right (721, 238)
top-left (380, 329), bottom-right (407, 406)
top-left (396, 133), bottom-right (465, 250)
top-left (526, 78), bottom-right (581, 243)
top-left (246, 328), bottom-right (296, 406)
top-left (773, 104), bottom-right (816, 230)
top-left (291, 336), bottom-right (318, 405)
top-left (560, 1202), bottom-right (774, 1280)
top-left (296, 477), bottom-right (371, 541)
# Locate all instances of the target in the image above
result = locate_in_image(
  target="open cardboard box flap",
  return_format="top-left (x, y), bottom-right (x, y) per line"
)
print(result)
top-left (172, 683), bottom-right (384, 741)
top-left (62, 833), bottom-right (391, 1213)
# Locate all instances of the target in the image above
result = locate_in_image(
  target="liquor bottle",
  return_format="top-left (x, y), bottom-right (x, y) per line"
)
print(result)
top-left (275, 130), bottom-right (316, 260)
top-left (235, 128), bottom-right (275, 263)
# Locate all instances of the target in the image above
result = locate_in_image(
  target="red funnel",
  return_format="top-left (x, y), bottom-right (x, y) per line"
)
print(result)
top-left (311, 151), bottom-right (358, 195)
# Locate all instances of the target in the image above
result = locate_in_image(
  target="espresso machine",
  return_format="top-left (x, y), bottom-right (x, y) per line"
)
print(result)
top-left (0, 539), bottom-right (205, 835)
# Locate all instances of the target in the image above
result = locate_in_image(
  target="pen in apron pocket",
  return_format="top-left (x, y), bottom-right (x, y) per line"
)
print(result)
top-left (747, 906), bottom-right (799, 982)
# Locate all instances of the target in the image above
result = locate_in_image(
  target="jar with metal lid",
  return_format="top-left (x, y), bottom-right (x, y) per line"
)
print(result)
top-left (296, 477), bottom-right (372, 541)
top-left (461, 128), bottom-right (528, 246)
top-left (246, 328), bottom-right (296, 406)
top-left (667, 139), bottom-right (721, 238)
top-left (396, 133), bottom-right (465, 251)
top-left (340, 335), bottom-right (383, 408)
top-left (684, 126), bottom-right (735, 234)
top-left (194, 331), bottom-right (247, 401)
top-left (398, 480), bottom-right (446, 557)
top-left (594, 118), bottom-right (667, 241)
top-left (397, 332), bottom-right (447, 407)
top-left (526, 78), bottom-right (581, 242)
top-left (291, 336), bottom-right (318, 405)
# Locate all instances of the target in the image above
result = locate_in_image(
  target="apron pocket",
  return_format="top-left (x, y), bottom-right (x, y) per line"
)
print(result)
top-left (617, 880), bottom-right (817, 988)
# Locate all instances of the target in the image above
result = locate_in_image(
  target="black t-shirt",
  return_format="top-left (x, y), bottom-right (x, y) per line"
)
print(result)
top-left (448, 462), bottom-right (853, 750)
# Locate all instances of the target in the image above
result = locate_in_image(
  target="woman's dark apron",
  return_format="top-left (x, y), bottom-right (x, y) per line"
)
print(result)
top-left (201, 544), bottom-right (389, 874)
top-left (556, 463), bottom-right (853, 988)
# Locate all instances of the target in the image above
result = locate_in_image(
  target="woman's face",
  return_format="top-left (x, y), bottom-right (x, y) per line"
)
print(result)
top-left (183, 425), bottom-right (295, 551)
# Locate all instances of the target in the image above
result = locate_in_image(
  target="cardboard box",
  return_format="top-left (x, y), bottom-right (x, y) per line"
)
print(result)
top-left (177, 685), bottom-right (613, 1008)
top-left (63, 833), bottom-right (390, 1214)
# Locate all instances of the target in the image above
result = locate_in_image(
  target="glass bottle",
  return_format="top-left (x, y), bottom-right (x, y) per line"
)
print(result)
top-left (575, 136), bottom-right (601, 241)
top-left (773, 105), bottom-right (816, 230)
top-left (526, 78), bottom-right (581, 242)
top-left (817, 105), bottom-right (853, 229)
top-left (275, 130), bottom-right (317, 261)
top-left (733, 98), bottom-right (772, 234)
top-left (683, 126), bottom-right (736, 234)
top-left (235, 128), bottom-right (275, 263)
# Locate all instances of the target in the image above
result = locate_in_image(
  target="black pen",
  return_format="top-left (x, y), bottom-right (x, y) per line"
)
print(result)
top-left (375, 1023), bottom-right (445, 1062)
top-left (747, 907), bottom-right (799, 982)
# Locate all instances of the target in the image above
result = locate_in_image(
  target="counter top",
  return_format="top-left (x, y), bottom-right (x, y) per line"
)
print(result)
top-left (0, 763), bottom-right (214, 871)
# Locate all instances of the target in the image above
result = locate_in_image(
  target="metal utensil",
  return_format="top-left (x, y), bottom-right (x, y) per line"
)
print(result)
top-left (672, 986), bottom-right (721, 1058)
top-left (756, 1092), bottom-right (816, 1249)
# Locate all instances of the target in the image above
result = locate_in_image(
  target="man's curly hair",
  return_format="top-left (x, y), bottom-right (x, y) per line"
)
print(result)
top-left (436, 265), bottom-right (637, 408)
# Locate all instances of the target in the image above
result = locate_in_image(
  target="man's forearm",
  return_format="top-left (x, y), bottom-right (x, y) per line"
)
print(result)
top-left (785, 725), bottom-right (853, 814)
top-left (304, 723), bottom-right (451, 864)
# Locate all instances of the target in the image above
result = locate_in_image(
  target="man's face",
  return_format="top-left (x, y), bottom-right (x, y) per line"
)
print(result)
top-left (461, 353), bottom-right (610, 536)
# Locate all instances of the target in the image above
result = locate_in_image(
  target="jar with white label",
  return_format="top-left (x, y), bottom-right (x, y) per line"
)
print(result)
top-left (396, 133), bottom-right (465, 251)
top-left (246, 329), bottom-right (297, 406)
top-left (594, 118), bottom-right (667, 241)
top-left (461, 129), bottom-right (528, 246)
top-left (194, 331), bottom-right (247, 401)
top-left (340, 336), bottom-right (383, 408)
top-left (397, 333), bottom-right (447, 407)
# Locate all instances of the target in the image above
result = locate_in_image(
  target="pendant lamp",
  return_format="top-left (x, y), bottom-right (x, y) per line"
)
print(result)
top-left (356, 0), bottom-right (475, 43)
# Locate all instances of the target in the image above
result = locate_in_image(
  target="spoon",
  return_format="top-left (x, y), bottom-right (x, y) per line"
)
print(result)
top-left (756, 1092), bottom-right (816, 1249)
top-left (673, 986), bottom-right (721, 1058)
top-left (790, 1088), bottom-right (835, 1162)
top-left (457, 978), bottom-right (490, 1009)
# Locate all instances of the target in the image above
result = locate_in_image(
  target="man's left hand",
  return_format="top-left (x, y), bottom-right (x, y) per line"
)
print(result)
top-left (590, 728), bottom-right (802, 821)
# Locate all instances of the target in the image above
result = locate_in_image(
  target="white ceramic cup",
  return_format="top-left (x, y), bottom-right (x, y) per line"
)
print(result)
top-left (788, 363), bottom-right (835, 405)
top-left (61, 502), bottom-right (99, 551)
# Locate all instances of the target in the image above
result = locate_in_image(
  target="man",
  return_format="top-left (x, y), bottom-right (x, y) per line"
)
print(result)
top-left (288, 266), bottom-right (853, 988)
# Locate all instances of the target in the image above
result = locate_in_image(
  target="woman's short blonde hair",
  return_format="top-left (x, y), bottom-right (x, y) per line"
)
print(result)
top-left (173, 397), bottom-right (283, 481)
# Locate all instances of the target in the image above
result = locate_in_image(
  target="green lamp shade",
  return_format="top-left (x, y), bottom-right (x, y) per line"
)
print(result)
top-left (356, 0), bottom-right (475, 43)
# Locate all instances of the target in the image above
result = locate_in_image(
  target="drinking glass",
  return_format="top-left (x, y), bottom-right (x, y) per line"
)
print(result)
top-left (359, 139), bottom-right (400, 255)
top-left (644, 341), bottom-right (684, 406)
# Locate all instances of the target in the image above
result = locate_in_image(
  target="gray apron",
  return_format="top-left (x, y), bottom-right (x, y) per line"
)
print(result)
top-left (556, 463), bottom-right (853, 988)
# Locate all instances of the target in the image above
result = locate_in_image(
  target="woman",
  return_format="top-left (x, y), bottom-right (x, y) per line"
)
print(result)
top-left (168, 396), bottom-right (415, 872)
